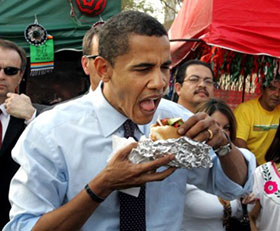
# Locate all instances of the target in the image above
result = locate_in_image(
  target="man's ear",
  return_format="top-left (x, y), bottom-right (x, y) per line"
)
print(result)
top-left (14, 71), bottom-right (24, 93)
top-left (174, 82), bottom-right (182, 96)
top-left (94, 56), bottom-right (112, 82)
top-left (17, 71), bottom-right (24, 85)
top-left (81, 56), bottom-right (90, 75)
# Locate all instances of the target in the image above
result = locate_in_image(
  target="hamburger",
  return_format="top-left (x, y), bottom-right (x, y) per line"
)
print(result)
top-left (150, 117), bottom-right (184, 141)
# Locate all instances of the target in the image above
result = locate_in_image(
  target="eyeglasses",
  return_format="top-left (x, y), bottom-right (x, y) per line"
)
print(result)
top-left (91, 20), bottom-right (105, 29)
top-left (0, 66), bottom-right (21, 76)
top-left (184, 76), bottom-right (214, 86)
top-left (85, 55), bottom-right (98, 60)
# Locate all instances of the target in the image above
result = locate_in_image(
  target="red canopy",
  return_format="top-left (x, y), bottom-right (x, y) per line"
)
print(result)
top-left (169, 0), bottom-right (280, 67)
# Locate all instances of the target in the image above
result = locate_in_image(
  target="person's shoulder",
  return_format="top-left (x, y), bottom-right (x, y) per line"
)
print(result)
top-left (54, 93), bottom-right (91, 110)
top-left (234, 97), bottom-right (258, 112)
top-left (34, 94), bottom-right (94, 128)
top-left (274, 104), bottom-right (280, 113)
top-left (157, 98), bottom-right (193, 119)
top-left (158, 98), bottom-right (178, 109)
top-left (33, 103), bottom-right (50, 115)
top-left (255, 161), bottom-right (273, 175)
top-left (238, 147), bottom-right (257, 164)
top-left (240, 97), bottom-right (258, 106)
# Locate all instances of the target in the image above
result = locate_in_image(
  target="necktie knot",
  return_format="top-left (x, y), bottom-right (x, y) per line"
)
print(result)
top-left (123, 119), bottom-right (137, 139)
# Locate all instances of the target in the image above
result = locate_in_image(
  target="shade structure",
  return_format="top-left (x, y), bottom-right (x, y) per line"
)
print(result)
top-left (0, 0), bottom-right (121, 56)
top-left (169, 0), bottom-right (280, 67)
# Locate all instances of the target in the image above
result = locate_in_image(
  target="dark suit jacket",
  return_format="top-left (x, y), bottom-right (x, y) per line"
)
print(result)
top-left (0, 104), bottom-right (48, 229)
top-left (0, 116), bottom-right (25, 229)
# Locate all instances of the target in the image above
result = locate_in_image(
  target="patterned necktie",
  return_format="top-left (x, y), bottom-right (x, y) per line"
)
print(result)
top-left (119, 119), bottom-right (146, 231)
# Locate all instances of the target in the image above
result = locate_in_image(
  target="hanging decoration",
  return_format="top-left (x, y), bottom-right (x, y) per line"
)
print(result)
top-left (24, 23), bottom-right (47, 46)
top-left (29, 35), bottom-right (54, 76)
top-left (191, 43), bottom-right (280, 95)
top-left (24, 15), bottom-right (54, 76)
top-left (75, 0), bottom-right (107, 17)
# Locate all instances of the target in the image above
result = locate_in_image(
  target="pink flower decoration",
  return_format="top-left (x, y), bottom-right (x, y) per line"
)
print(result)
top-left (264, 181), bottom-right (278, 194)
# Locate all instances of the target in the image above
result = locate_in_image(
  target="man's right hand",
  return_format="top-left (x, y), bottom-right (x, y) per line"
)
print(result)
top-left (89, 142), bottom-right (176, 199)
top-left (5, 93), bottom-right (36, 121)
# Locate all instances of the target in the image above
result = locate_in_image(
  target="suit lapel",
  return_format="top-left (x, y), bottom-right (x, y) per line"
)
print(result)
top-left (0, 116), bottom-right (25, 157)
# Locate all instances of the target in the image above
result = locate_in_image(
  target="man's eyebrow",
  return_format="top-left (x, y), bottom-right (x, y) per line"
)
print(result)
top-left (188, 74), bottom-right (212, 79)
top-left (162, 60), bottom-right (172, 66)
top-left (131, 60), bottom-right (172, 68)
top-left (132, 63), bottom-right (154, 68)
top-left (187, 74), bottom-right (200, 78)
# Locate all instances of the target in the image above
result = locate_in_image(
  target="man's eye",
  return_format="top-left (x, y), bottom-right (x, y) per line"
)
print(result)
top-left (189, 78), bottom-right (199, 82)
top-left (161, 65), bottom-right (170, 70)
top-left (135, 68), bottom-right (149, 72)
top-left (205, 79), bottom-right (214, 84)
top-left (223, 125), bottom-right (231, 131)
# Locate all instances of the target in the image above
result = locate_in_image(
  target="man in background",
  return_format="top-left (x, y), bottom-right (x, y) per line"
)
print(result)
top-left (81, 21), bottom-right (103, 91)
top-left (0, 39), bottom-right (42, 228)
top-left (42, 22), bottom-right (102, 110)
top-left (234, 78), bottom-right (280, 165)
top-left (174, 60), bottom-right (215, 113)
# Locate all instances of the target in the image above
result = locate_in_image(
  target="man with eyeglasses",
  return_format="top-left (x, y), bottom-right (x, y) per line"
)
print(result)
top-left (0, 39), bottom-right (40, 229)
top-left (234, 77), bottom-right (280, 165)
top-left (81, 21), bottom-right (104, 91)
top-left (173, 60), bottom-right (255, 231)
top-left (40, 23), bottom-right (103, 111)
top-left (174, 60), bottom-right (215, 113)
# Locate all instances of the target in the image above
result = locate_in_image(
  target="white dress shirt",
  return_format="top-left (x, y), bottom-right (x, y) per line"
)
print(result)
top-left (4, 84), bottom-right (256, 231)
top-left (0, 105), bottom-right (11, 141)
top-left (0, 104), bottom-right (36, 141)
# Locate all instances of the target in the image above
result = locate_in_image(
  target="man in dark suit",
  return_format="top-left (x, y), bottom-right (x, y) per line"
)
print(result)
top-left (0, 39), bottom-right (42, 228)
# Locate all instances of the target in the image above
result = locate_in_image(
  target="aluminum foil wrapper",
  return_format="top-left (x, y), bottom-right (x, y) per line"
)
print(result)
top-left (129, 136), bottom-right (213, 168)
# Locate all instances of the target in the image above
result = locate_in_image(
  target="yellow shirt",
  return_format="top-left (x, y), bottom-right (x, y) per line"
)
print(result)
top-left (234, 97), bottom-right (280, 165)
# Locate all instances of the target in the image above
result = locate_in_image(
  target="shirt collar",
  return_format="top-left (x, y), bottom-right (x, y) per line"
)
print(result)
top-left (90, 84), bottom-right (144, 137)
top-left (0, 104), bottom-right (9, 117)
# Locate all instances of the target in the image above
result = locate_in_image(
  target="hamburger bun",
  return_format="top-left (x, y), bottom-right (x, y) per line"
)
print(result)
top-left (150, 124), bottom-right (181, 141)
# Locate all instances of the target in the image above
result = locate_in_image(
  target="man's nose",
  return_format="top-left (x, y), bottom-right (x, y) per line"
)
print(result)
top-left (197, 80), bottom-right (208, 88)
top-left (149, 69), bottom-right (168, 90)
top-left (273, 88), bottom-right (280, 98)
top-left (0, 68), bottom-right (6, 79)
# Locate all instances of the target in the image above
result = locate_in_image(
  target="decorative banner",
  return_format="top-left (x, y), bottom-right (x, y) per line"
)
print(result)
top-left (30, 35), bottom-right (54, 76)
top-left (75, 0), bottom-right (107, 17)
top-left (24, 16), bottom-right (54, 76)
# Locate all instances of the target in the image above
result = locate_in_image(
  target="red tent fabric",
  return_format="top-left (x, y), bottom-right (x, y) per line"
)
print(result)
top-left (169, 0), bottom-right (280, 67)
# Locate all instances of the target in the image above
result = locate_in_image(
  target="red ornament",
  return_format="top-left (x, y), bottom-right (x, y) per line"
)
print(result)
top-left (75, 0), bottom-right (107, 17)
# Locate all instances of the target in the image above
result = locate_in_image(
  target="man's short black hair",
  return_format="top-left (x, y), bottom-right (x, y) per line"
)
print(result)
top-left (99, 10), bottom-right (167, 66)
top-left (175, 60), bottom-right (214, 84)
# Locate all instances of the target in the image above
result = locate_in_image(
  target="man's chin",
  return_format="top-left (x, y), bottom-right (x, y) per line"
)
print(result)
top-left (134, 115), bottom-right (154, 125)
top-left (269, 103), bottom-right (280, 110)
top-left (0, 91), bottom-right (8, 97)
top-left (195, 95), bottom-right (209, 102)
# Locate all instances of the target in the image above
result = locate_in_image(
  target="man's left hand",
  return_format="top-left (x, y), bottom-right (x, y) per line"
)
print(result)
top-left (178, 112), bottom-right (228, 149)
